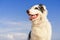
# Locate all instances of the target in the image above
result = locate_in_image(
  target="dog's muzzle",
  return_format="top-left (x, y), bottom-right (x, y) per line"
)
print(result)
top-left (26, 10), bottom-right (38, 20)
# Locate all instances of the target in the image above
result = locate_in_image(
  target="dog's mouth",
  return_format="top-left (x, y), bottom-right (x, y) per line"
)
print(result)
top-left (28, 14), bottom-right (38, 20)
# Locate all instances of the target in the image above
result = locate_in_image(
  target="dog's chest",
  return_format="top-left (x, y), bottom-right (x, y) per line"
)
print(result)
top-left (31, 24), bottom-right (48, 40)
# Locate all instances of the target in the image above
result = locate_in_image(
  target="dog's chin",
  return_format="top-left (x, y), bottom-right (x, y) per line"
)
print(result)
top-left (30, 18), bottom-right (37, 21)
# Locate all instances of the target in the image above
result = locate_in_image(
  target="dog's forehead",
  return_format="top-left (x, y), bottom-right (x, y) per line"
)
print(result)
top-left (31, 5), bottom-right (39, 8)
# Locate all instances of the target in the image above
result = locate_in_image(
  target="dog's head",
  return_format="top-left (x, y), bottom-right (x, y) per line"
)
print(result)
top-left (26, 4), bottom-right (48, 21)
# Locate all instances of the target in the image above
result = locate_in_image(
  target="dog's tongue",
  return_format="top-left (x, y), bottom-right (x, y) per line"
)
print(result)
top-left (29, 15), bottom-right (37, 20)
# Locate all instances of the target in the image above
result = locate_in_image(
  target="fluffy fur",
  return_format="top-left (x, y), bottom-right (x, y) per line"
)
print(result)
top-left (27, 4), bottom-right (52, 40)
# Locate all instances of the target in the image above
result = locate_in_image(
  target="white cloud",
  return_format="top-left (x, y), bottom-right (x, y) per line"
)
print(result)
top-left (0, 20), bottom-right (21, 26)
top-left (0, 20), bottom-right (31, 33)
top-left (0, 20), bottom-right (31, 27)
top-left (0, 19), bottom-right (30, 40)
top-left (0, 32), bottom-right (28, 40)
top-left (52, 32), bottom-right (60, 40)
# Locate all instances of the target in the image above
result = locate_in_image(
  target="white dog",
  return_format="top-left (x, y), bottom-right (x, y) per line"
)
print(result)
top-left (26, 4), bottom-right (52, 40)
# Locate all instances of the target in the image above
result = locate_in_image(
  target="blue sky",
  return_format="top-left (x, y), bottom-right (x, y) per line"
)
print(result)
top-left (0, 0), bottom-right (60, 40)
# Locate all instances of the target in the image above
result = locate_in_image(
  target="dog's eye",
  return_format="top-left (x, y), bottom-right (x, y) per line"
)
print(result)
top-left (35, 7), bottom-right (38, 9)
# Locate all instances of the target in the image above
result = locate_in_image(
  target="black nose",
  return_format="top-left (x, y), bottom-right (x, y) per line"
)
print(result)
top-left (26, 10), bottom-right (29, 13)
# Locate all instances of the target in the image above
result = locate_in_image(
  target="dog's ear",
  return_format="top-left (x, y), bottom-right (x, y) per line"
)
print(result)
top-left (39, 4), bottom-right (45, 13)
top-left (39, 4), bottom-right (48, 16)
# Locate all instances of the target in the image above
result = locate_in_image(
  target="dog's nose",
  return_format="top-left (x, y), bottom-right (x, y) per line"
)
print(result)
top-left (26, 10), bottom-right (29, 13)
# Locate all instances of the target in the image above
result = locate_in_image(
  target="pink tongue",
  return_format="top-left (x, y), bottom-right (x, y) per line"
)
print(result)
top-left (29, 15), bottom-right (37, 20)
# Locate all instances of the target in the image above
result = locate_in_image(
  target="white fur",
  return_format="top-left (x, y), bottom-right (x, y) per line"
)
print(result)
top-left (28, 4), bottom-right (52, 40)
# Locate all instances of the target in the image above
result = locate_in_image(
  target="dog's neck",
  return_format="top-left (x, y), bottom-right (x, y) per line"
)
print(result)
top-left (32, 17), bottom-right (48, 25)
